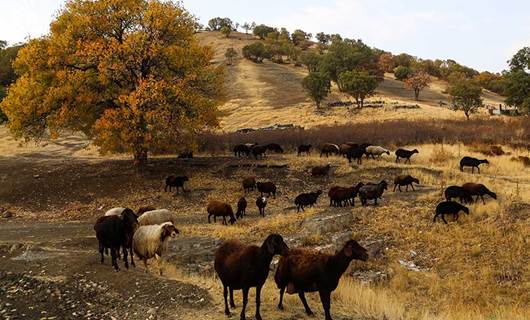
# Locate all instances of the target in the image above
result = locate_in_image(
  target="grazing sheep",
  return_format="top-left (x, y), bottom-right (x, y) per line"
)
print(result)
top-left (297, 144), bottom-right (311, 156)
top-left (460, 156), bottom-right (489, 173)
top-left (462, 183), bottom-right (497, 204)
top-left (328, 183), bottom-right (364, 207)
top-left (274, 240), bottom-right (368, 320)
top-left (236, 197), bottom-right (247, 219)
top-left (294, 190), bottom-right (322, 212)
top-left (251, 145), bottom-right (268, 159)
top-left (242, 177), bottom-right (256, 194)
top-left (393, 175), bottom-right (420, 192)
top-left (207, 200), bottom-right (236, 225)
top-left (177, 151), bottom-right (193, 159)
top-left (164, 175), bottom-right (189, 194)
top-left (257, 181), bottom-right (277, 198)
top-left (138, 209), bottom-right (178, 226)
top-left (346, 145), bottom-right (366, 164)
top-left (339, 144), bottom-right (352, 157)
top-left (94, 208), bottom-right (138, 271)
top-left (444, 186), bottom-right (473, 204)
top-left (132, 222), bottom-right (179, 275)
top-left (234, 144), bottom-right (251, 157)
top-left (365, 146), bottom-right (390, 159)
top-left (359, 180), bottom-right (388, 206)
top-left (395, 148), bottom-right (419, 164)
top-left (311, 164), bottom-right (331, 177)
top-left (214, 234), bottom-right (289, 320)
top-left (433, 201), bottom-right (469, 224)
top-left (256, 196), bottom-right (267, 216)
top-left (266, 143), bottom-right (284, 153)
top-left (320, 143), bottom-right (340, 157)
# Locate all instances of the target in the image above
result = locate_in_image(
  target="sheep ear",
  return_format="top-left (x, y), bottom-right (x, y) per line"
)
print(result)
top-left (344, 246), bottom-right (353, 257)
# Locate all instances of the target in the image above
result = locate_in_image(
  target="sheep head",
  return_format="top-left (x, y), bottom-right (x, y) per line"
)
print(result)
top-left (343, 240), bottom-right (368, 261)
top-left (263, 234), bottom-right (289, 256)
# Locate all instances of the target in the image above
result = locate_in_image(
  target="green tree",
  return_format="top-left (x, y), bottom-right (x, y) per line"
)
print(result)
top-left (242, 22), bottom-right (251, 34)
top-left (253, 24), bottom-right (276, 40)
top-left (508, 47), bottom-right (530, 71)
top-left (302, 72), bottom-right (331, 109)
top-left (338, 70), bottom-right (378, 108)
top-left (208, 17), bottom-right (234, 31)
top-left (299, 51), bottom-right (322, 72)
top-left (225, 47), bottom-right (238, 65)
top-left (291, 29), bottom-right (311, 47)
top-left (448, 79), bottom-right (483, 120)
top-left (0, 0), bottom-right (225, 165)
top-left (504, 47), bottom-right (530, 113)
top-left (220, 26), bottom-right (231, 38)
top-left (242, 42), bottom-right (270, 63)
top-left (394, 66), bottom-right (411, 81)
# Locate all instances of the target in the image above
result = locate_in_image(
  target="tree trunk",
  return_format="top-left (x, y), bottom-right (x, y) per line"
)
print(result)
top-left (414, 89), bottom-right (420, 101)
top-left (133, 148), bottom-right (148, 167)
top-left (464, 110), bottom-right (470, 120)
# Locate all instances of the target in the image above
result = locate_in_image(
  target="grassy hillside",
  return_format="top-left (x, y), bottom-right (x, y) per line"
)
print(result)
top-left (196, 31), bottom-right (506, 132)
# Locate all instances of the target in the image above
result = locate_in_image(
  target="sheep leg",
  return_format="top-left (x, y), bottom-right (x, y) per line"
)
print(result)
top-left (471, 166), bottom-right (474, 174)
top-left (123, 247), bottom-right (129, 269)
top-left (399, 185), bottom-right (402, 192)
top-left (298, 292), bottom-right (313, 316)
top-left (278, 286), bottom-right (285, 310)
top-left (129, 245), bottom-right (135, 267)
top-left (222, 216), bottom-right (227, 225)
top-left (223, 285), bottom-right (231, 316)
top-left (319, 290), bottom-right (332, 320)
top-left (111, 248), bottom-right (119, 271)
top-left (477, 166), bottom-right (480, 174)
top-left (393, 184), bottom-right (397, 192)
top-left (99, 242), bottom-right (105, 264)
top-left (229, 288), bottom-right (236, 308)
top-left (441, 214), bottom-right (448, 224)
top-left (255, 285), bottom-right (263, 320)
top-left (407, 158), bottom-right (411, 164)
top-left (405, 185), bottom-right (409, 192)
top-left (411, 184), bottom-right (415, 191)
top-left (157, 256), bottom-right (163, 276)
top-left (208, 214), bottom-right (211, 223)
top-left (433, 214), bottom-right (438, 223)
top-left (395, 156), bottom-right (399, 163)
top-left (143, 258), bottom-right (148, 273)
top-left (454, 212), bottom-right (459, 222)
top-left (481, 195), bottom-right (485, 205)
top-left (240, 287), bottom-right (249, 320)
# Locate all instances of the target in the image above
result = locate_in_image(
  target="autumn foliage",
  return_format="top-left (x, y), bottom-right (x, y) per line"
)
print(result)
top-left (0, 0), bottom-right (224, 164)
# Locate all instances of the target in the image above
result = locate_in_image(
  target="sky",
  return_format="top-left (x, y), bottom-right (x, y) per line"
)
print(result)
top-left (0, 0), bottom-right (529, 72)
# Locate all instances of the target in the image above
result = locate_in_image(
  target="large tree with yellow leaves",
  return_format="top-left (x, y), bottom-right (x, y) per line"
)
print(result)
top-left (1, 0), bottom-right (224, 164)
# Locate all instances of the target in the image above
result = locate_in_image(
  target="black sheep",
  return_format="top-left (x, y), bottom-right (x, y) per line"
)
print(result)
top-left (433, 201), bottom-right (469, 224)
top-left (297, 144), bottom-right (312, 156)
top-left (346, 145), bottom-right (366, 164)
top-left (395, 148), bottom-right (419, 164)
top-left (242, 177), bottom-right (256, 194)
top-left (460, 156), bottom-right (489, 173)
top-left (233, 144), bottom-right (251, 157)
top-left (257, 181), bottom-right (277, 198)
top-left (164, 175), bottom-right (189, 194)
top-left (236, 197), bottom-right (247, 219)
top-left (393, 175), bottom-right (419, 192)
top-left (462, 183), bottom-right (497, 204)
top-left (251, 145), bottom-right (268, 159)
top-left (256, 196), bottom-right (267, 216)
top-left (444, 186), bottom-right (473, 203)
top-left (214, 234), bottom-right (289, 320)
top-left (320, 143), bottom-right (340, 157)
top-left (266, 143), bottom-right (284, 153)
top-left (294, 190), bottom-right (322, 212)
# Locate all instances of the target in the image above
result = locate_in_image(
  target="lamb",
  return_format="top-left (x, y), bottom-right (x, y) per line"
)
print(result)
top-left (94, 208), bottom-right (138, 271)
top-left (395, 148), bottom-right (419, 164)
top-left (433, 201), bottom-right (469, 224)
top-left (320, 143), bottom-right (340, 157)
top-left (256, 181), bottom-right (277, 198)
top-left (460, 156), bottom-right (489, 173)
top-left (214, 234), bottom-right (289, 320)
top-left (251, 145), bottom-right (268, 159)
top-left (346, 145), bottom-right (366, 164)
top-left (462, 183), bottom-right (497, 204)
top-left (207, 200), bottom-right (236, 225)
top-left (444, 186), bottom-right (473, 203)
top-left (234, 144), bottom-right (251, 157)
top-left (311, 164), bottom-right (331, 177)
top-left (359, 180), bottom-right (388, 206)
top-left (365, 146), bottom-right (390, 159)
top-left (274, 239), bottom-right (368, 320)
top-left (266, 143), bottom-right (284, 153)
top-left (164, 175), bottom-right (189, 194)
top-left (393, 175), bottom-right (420, 192)
top-left (256, 196), bottom-right (267, 216)
top-left (294, 190), bottom-right (322, 212)
top-left (328, 182), bottom-right (364, 207)
top-left (138, 209), bottom-right (178, 226)
top-left (132, 222), bottom-right (179, 275)
top-left (297, 144), bottom-right (311, 156)
top-left (236, 197), bottom-right (247, 219)
top-left (242, 177), bottom-right (256, 194)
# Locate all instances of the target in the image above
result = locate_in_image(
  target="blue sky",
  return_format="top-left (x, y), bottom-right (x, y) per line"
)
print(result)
top-left (1, 0), bottom-right (528, 72)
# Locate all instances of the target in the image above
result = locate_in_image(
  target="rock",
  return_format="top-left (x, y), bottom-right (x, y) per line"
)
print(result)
top-left (364, 240), bottom-right (385, 258)
top-left (2, 211), bottom-right (13, 219)
top-left (301, 212), bottom-right (354, 236)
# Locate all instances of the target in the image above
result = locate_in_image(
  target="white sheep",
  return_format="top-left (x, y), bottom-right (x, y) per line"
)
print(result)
top-left (138, 209), bottom-right (178, 226)
top-left (365, 145), bottom-right (391, 159)
top-left (104, 207), bottom-right (126, 216)
top-left (132, 222), bottom-right (179, 275)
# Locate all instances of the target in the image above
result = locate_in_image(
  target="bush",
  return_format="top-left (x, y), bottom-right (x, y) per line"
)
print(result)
top-left (242, 43), bottom-right (270, 63)
top-left (394, 66), bottom-right (411, 81)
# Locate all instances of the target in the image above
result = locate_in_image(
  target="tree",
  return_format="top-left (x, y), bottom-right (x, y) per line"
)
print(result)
top-left (302, 72), bottom-right (331, 109)
top-left (242, 42), bottom-right (270, 63)
top-left (394, 66), bottom-right (411, 81)
top-left (208, 17), bottom-right (234, 31)
top-left (225, 47), bottom-right (238, 65)
top-left (338, 70), bottom-right (378, 108)
top-left (392, 53), bottom-right (415, 68)
top-left (220, 26), bottom-right (231, 38)
top-left (0, 0), bottom-right (224, 165)
top-left (448, 79), bottom-right (483, 120)
top-left (508, 47), bottom-right (530, 71)
top-left (291, 29), bottom-right (311, 47)
top-left (378, 53), bottom-right (394, 73)
top-left (0, 42), bottom-right (24, 123)
top-left (504, 48), bottom-right (530, 112)
top-left (242, 22), bottom-right (251, 34)
top-left (299, 51), bottom-right (322, 72)
top-left (253, 24), bottom-right (276, 40)
top-left (404, 71), bottom-right (431, 101)
top-left (316, 32), bottom-right (331, 45)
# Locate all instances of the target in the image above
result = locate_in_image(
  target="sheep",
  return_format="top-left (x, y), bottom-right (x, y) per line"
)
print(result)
top-left (393, 175), bottom-right (420, 192)
top-left (359, 180), bottom-right (388, 206)
top-left (251, 145), bottom-right (268, 159)
top-left (256, 196), bottom-right (267, 216)
top-left (214, 234), bottom-right (289, 320)
top-left (462, 183), bottom-right (497, 204)
top-left (460, 156), bottom-right (489, 173)
top-left (132, 222), bottom-right (179, 275)
top-left (94, 208), bottom-right (138, 271)
top-left (444, 186), bottom-right (473, 204)
top-left (294, 190), bottom-right (322, 212)
top-left (346, 145), bottom-right (366, 164)
top-left (365, 146), bottom-right (390, 159)
top-left (242, 177), bottom-right (256, 194)
top-left (311, 164), bottom-right (331, 177)
top-left (328, 182), bottom-right (364, 207)
top-left (320, 143), bottom-right (340, 157)
top-left (138, 209), bottom-right (178, 226)
top-left (297, 144), bottom-right (311, 156)
top-left (274, 239), bottom-right (368, 320)
top-left (266, 143), bottom-right (284, 153)
top-left (207, 200), bottom-right (236, 225)
top-left (105, 206), bottom-right (155, 217)
top-left (395, 148), bottom-right (419, 164)
top-left (339, 144), bottom-right (352, 157)
top-left (433, 201), bottom-right (469, 224)
top-left (234, 144), bottom-right (251, 157)
top-left (257, 181), bottom-right (277, 198)
top-left (164, 175), bottom-right (189, 194)
top-left (236, 197), bottom-right (247, 219)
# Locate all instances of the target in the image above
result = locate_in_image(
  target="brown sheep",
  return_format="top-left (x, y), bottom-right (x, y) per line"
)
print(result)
top-left (311, 164), bottom-right (331, 177)
top-left (236, 197), bottom-right (247, 219)
top-left (207, 200), bottom-right (236, 225)
top-left (164, 175), bottom-right (189, 194)
top-left (462, 183), bottom-right (497, 204)
top-left (320, 143), bottom-right (340, 157)
top-left (297, 144), bottom-right (312, 156)
top-left (393, 175), bottom-right (419, 192)
top-left (242, 177), bottom-right (256, 194)
top-left (257, 181), bottom-right (276, 198)
top-left (328, 182), bottom-right (364, 207)
top-left (214, 234), bottom-right (289, 320)
top-left (274, 240), bottom-right (368, 320)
